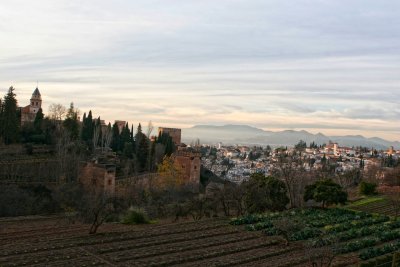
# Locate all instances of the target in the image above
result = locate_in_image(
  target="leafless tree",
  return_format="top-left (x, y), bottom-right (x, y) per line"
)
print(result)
top-left (101, 124), bottom-right (113, 151)
top-left (334, 169), bottom-right (359, 193)
top-left (208, 182), bottom-right (233, 216)
top-left (304, 238), bottom-right (339, 267)
top-left (79, 191), bottom-right (127, 234)
top-left (232, 183), bottom-right (246, 216)
top-left (92, 122), bottom-right (101, 149)
top-left (48, 103), bottom-right (67, 121)
top-left (273, 155), bottom-right (303, 208)
top-left (146, 120), bottom-right (154, 138)
top-left (273, 218), bottom-right (305, 246)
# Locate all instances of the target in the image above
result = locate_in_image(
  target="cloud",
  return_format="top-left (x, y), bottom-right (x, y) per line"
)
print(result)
top-left (0, 0), bottom-right (399, 140)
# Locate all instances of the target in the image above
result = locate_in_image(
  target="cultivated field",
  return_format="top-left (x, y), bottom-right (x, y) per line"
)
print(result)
top-left (0, 216), bottom-right (288, 267)
top-left (1, 208), bottom-right (399, 267)
top-left (231, 208), bottom-right (400, 267)
top-left (347, 197), bottom-right (400, 217)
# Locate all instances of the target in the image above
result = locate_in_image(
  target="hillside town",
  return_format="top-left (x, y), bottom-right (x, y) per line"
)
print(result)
top-left (202, 142), bottom-right (400, 184)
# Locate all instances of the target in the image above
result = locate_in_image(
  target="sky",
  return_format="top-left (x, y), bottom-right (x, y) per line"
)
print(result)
top-left (0, 0), bottom-right (399, 141)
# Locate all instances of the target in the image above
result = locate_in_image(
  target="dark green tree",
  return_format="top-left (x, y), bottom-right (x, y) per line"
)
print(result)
top-left (120, 123), bottom-right (131, 151)
top-left (135, 123), bottom-right (149, 172)
top-left (359, 181), bottom-right (377, 196)
top-left (1, 87), bottom-right (19, 144)
top-left (110, 122), bottom-right (120, 152)
top-left (148, 140), bottom-right (156, 171)
top-left (63, 102), bottom-right (80, 140)
top-left (95, 117), bottom-right (102, 147)
top-left (156, 132), bottom-right (175, 156)
top-left (81, 110), bottom-right (94, 142)
top-left (33, 108), bottom-right (44, 134)
top-left (295, 140), bottom-right (307, 151)
top-left (244, 173), bottom-right (289, 213)
top-left (304, 179), bottom-right (347, 208)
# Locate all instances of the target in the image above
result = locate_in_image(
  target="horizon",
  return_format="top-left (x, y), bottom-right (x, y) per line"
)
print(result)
top-left (1, 1), bottom-right (399, 141)
top-left (2, 87), bottom-right (400, 142)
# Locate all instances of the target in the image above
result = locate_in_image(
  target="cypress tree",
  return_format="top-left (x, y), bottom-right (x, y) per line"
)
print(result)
top-left (80, 112), bottom-right (87, 140)
top-left (110, 122), bottom-right (120, 152)
top-left (87, 110), bottom-right (93, 141)
top-left (135, 123), bottom-right (149, 171)
top-left (81, 110), bottom-right (94, 142)
top-left (148, 140), bottom-right (156, 171)
top-left (1, 87), bottom-right (19, 144)
top-left (33, 108), bottom-right (44, 134)
top-left (63, 102), bottom-right (79, 140)
top-left (120, 123), bottom-right (131, 152)
top-left (96, 117), bottom-right (102, 147)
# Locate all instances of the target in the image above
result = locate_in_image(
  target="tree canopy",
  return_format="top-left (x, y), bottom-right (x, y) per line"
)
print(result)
top-left (244, 173), bottom-right (289, 213)
top-left (304, 179), bottom-right (347, 208)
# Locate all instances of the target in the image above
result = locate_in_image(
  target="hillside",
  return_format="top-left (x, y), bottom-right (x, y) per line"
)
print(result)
top-left (182, 125), bottom-right (399, 149)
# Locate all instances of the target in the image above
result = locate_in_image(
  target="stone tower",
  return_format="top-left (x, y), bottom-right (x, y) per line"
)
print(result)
top-left (29, 87), bottom-right (42, 114)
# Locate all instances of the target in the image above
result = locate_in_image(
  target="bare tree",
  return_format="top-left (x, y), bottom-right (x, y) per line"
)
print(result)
top-left (273, 155), bottom-right (301, 208)
top-left (101, 124), bottom-right (113, 151)
top-left (273, 217), bottom-right (305, 246)
top-left (48, 103), bottom-right (67, 121)
top-left (304, 238), bottom-right (339, 267)
top-left (334, 169), bottom-right (359, 194)
top-left (79, 191), bottom-right (126, 234)
top-left (146, 120), bottom-right (154, 138)
top-left (92, 123), bottom-right (101, 149)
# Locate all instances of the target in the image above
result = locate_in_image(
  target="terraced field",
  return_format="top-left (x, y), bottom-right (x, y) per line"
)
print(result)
top-left (2, 208), bottom-right (399, 267)
top-left (231, 208), bottom-right (400, 266)
top-left (347, 197), bottom-right (400, 217)
top-left (0, 216), bottom-right (297, 267)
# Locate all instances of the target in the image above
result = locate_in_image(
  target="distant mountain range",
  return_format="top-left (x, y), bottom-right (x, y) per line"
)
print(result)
top-left (182, 125), bottom-right (399, 150)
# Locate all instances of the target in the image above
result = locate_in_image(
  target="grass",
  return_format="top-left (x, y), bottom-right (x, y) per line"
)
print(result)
top-left (346, 196), bottom-right (385, 208)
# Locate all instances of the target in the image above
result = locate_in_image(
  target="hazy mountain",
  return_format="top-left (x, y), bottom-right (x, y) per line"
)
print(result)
top-left (182, 125), bottom-right (399, 150)
top-left (182, 124), bottom-right (272, 144)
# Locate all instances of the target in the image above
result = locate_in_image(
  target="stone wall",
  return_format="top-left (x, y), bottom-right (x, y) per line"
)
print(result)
top-left (78, 162), bottom-right (116, 195)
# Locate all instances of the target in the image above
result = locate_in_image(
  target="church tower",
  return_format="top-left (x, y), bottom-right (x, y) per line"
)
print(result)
top-left (29, 87), bottom-right (42, 114)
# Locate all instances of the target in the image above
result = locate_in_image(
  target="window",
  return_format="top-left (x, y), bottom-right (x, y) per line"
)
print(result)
top-left (194, 166), bottom-right (197, 170)
top-left (108, 179), bottom-right (112, 185)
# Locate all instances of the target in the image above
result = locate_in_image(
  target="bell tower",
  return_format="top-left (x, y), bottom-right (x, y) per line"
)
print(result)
top-left (29, 87), bottom-right (42, 114)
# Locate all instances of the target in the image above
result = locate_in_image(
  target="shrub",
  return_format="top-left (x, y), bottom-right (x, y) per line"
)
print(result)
top-left (122, 208), bottom-right (150, 224)
top-left (359, 182), bottom-right (377, 196)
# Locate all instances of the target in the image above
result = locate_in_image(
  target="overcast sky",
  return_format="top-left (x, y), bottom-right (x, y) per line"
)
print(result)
top-left (0, 0), bottom-right (399, 140)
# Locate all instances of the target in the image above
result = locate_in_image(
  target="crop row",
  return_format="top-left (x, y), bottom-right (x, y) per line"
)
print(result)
top-left (110, 232), bottom-right (258, 261)
top-left (359, 241), bottom-right (400, 261)
top-left (1, 221), bottom-right (228, 257)
top-left (337, 228), bottom-right (400, 254)
top-left (125, 238), bottom-right (278, 266)
top-left (0, 248), bottom-right (90, 267)
top-left (261, 216), bottom-right (391, 242)
top-left (231, 208), bottom-right (372, 228)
